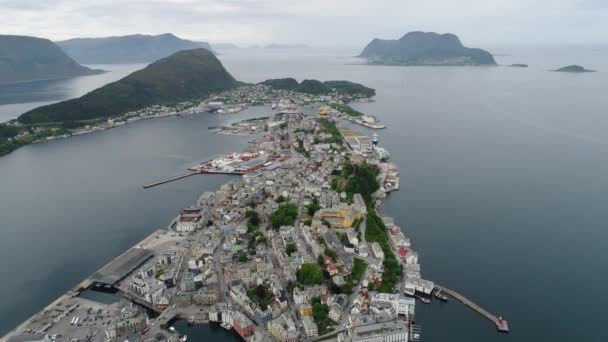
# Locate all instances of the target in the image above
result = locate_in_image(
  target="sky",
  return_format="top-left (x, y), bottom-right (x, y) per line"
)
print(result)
top-left (1, 0), bottom-right (608, 47)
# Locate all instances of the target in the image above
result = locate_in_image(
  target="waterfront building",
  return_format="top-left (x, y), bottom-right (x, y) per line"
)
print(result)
top-left (343, 320), bottom-right (409, 342)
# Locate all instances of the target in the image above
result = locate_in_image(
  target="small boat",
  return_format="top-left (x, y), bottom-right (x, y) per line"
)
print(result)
top-left (181, 335), bottom-right (188, 342)
top-left (415, 294), bottom-right (431, 304)
top-left (434, 290), bottom-right (448, 302)
top-left (220, 322), bottom-right (233, 330)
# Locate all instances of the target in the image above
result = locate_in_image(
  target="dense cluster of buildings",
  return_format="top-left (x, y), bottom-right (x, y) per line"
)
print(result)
top-left (5, 86), bottom-right (431, 342)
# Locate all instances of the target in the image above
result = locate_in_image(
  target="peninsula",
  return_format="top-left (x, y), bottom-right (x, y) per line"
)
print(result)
top-left (0, 35), bottom-right (103, 85)
top-left (3, 83), bottom-right (429, 342)
top-left (3, 79), bottom-right (511, 342)
top-left (359, 31), bottom-right (496, 66)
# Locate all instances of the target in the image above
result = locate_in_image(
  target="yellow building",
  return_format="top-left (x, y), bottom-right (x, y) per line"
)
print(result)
top-left (314, 203), bottom-right (363, 228)
top-left (298, 304), bottom-right (313, 317)
top-left (318, 107), bottom-right (330, 116)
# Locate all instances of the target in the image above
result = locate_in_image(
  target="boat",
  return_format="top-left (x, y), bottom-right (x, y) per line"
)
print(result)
top-left (220, 322), bottom-right (233, 330)
top-left (181, 335), bottom-right (188, 342)
top-left (415, 294), bottom-right (431, 304)
top-left (434, 290), bottom-right (448, 302)
top-left (374, 146), bottom-right (390, 162)
top-left (372, 133), bottom-right (378, 146)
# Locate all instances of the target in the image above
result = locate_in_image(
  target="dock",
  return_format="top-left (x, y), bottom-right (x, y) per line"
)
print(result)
top-left (434, 285), bottom-right (510, 332)
top-left (143, 171), bottom-right (200, 188)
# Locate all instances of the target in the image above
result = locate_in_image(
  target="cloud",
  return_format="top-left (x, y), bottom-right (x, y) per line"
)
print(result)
top-left (1, 0), bottom-right (607, 45)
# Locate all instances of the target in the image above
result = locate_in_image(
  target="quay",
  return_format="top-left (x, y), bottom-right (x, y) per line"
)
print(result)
top-left (435, 285), bottom-right (510, 332)
top-left (143, 171), bottom-right (200, 188)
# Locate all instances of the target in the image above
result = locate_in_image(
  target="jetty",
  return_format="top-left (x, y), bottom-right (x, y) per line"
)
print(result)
top-left (143, 171), bottom-right (200, 188)
top-left (434, 285), bottom-right (510, 332)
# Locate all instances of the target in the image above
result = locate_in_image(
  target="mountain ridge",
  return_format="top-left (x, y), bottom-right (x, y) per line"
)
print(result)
top-left (57, 33), bottom-right (214, 64)
top-left (0, 35), bottom-right (103, 84)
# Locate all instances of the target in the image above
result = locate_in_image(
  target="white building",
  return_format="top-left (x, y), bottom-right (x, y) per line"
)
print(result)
top-left (371, 242), bottom-right (385, 260)
top-left (302, 316), bottom-right (318, 337)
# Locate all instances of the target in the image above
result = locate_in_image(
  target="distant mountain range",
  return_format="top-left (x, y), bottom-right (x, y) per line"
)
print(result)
top-left (57, 33), bottom-right (214, 64)
top-left (359, 31), bottom-right (496, 66)
top-left (18, 48), bottom-right (238, 124)
top-left (264, 44), bottom-right (310, 49)
top-left (0, 35), bottom-right (103, 84)
top-left (211, 43), bottom-right (240, 52)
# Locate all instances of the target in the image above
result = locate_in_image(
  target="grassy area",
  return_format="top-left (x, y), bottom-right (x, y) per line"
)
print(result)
top-left (317, 118), bottom-right (343, 145)
top-left (331, 160), bottom-right (380, 201)
top-left (297, 263), bottom-right (325, 285)
top-left (330, 103), bottom-right (364, 117)
top-left (365, 212), bottom-right (400, 292)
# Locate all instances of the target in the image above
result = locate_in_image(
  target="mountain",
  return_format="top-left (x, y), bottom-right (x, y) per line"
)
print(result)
top-left (264, 43), bottom-right (310, 49)
top-left (211, 43), bottom-right (240, 52)
top-left (57, 33), bottom-right (214, 64)
top-left (0, 35), bottom-right (103, 84)
top-left (553, 65), bottom-right (595, 73)
top-left (261, 78), bottom-right (375, 97)
top-left (359, 31), bottom-right (496, 66)
top-left (18, 49), bottom-right (238, 124)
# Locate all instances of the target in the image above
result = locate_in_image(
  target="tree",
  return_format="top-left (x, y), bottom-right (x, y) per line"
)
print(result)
top-left (270, 203), bottom-right (298, 230)
top-left (239, 252), bottom-right (248, 262)
top-left (307, 198), bottom-right (321, 216)
top-left (286, 243), bottom-right (297, 256)
top-left (297, 263), bottom-right (324, 285)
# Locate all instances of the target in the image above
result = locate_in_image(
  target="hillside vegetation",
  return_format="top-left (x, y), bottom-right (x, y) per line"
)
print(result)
top-left (18, 49), bottom-right (238, 124)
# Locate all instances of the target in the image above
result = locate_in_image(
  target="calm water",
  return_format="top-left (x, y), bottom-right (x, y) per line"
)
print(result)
top-left (0, 64), bottom-right (146, 122)
top-left (1, 46), bottom-right (608, 341)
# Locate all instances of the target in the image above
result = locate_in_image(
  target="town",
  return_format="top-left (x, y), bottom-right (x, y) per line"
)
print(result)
top-left (4, 85), bottom-right (507, 342)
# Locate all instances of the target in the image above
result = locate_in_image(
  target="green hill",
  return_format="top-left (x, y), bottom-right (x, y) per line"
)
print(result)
top-left (0, 35), bottom-right (103, 84)
top-left (18, 48), bottom-right (238, 124)
top-left (261, 78), bottom-right (375, 97)
top-left (360, 31), bottom-right (496, 66)
top-left (57, 33), bottom-right (214, 64)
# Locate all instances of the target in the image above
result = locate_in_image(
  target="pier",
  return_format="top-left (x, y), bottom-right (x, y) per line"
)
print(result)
top-left (143, 171), bottom-right (200, 188)
top-left (434, 285), bottom-right (510, 333)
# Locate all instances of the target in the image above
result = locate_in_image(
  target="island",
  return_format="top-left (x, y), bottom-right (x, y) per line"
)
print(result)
top-left (553, 65), bottom-right (595, 73)
top-left (57, 33), bottom-right (214, 64)
top-left (359, 31), bottom-right (496, 66)
top-left (0, 35), bottom-right (104, 85)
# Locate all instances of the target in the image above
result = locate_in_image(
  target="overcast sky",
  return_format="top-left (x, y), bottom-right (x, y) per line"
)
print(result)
top-left (2, 0), bottom-right (607, 46)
